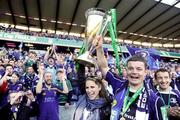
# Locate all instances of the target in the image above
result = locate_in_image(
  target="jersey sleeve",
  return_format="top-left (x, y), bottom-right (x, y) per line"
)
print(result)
top-left (105, 70), bottom-right (127, 93)
top-left (149, 91), bottom-right (164, 120)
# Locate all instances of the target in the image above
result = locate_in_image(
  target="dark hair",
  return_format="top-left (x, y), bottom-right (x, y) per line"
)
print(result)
top-left (48, 57), bottom-right (54, 60)
top-left (85, 77), bottom-right (111, 103)
top-left (127, 55), bottom-right (147, 69)
top-left (56, 69), bottom-right (64, 74)
top-left (5, 64), bottom-right (13, 68)
top-left (0, 64), bottom-right (5, 68)
top-left (29, 51), bottom-right (37, 56)
top-left (12, 71), bottom-right (20, 78)
top-left (154, 68), bottom-right (170, 80)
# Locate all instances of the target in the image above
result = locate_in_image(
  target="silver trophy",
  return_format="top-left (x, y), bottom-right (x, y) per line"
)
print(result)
top-left (76, 8), bottom-right (111, 66)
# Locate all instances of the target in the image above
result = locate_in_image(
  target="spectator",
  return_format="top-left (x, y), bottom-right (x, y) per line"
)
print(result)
top-left (154, 68), bottom-right (180, 120)
top-left (44, 46), bottom-right (62, 84)
top-left (95, 36), bottom-right (164, 120)
top-left (24, 51), bottom-right (37, 69)
top-left (55, 69), bottom-right (73, 107)
top-left (67, 66), bottom-right (81, 102)
top-left (21, 66), bottom-right (39, 94)
top-left (73, 77), bottom-right (111, 120)
top-left (36, 64), bottom-right (68, 120)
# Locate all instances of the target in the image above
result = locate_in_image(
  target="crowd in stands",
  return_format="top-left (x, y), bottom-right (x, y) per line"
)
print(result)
top-left (0, 45), bottom-right (116, 120)
top-left (0, 41), bottom-right (179, 120)
top-left (0, 25), bottom-right (180, 53)
top-left (0, 25), bottom-right (83, 41)
top-left (0, 25), bottom-right (180, 120)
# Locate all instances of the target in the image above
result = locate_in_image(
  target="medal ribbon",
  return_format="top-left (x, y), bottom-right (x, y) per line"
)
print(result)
top-left (121, 86), bottom-right (143, 116)
top-left (159, 90), bottom-right (171, 108)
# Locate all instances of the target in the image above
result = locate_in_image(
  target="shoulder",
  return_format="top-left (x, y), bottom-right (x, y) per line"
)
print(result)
top-left (106, 70), bottom-right (127, 85)
top-left (77, 95), bottom-right (86, 103)
top-left (147, 90), bottom-right (163, 110)
top-left (148, 89), bottom-right (162, 103)
top-left (171, 89), bottom-right (180, 103)
top-left (74, 95), bottom-right (87, 111)
top-left (172, 89), bottom-right (180, 96)
top-left (106, 70), bottom-right (121, 80)
top-left (99, 104), bottom-right (111, 119)
top-left (65, 79), bottom-right (71, 83)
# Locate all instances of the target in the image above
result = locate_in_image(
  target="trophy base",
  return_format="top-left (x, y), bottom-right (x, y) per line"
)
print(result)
top-left (75, 51), bottom-right (95, 66)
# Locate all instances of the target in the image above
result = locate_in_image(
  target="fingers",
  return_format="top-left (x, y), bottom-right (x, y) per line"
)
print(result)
top-left (92, 35), bottom-right (103, 48)
top-left (168, 107), bottom-right (180, 117)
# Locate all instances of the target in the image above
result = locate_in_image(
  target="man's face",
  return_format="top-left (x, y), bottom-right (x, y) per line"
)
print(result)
top-left (48, 58), bottom-right (54, 65)
top-left (17, 60), bottom-right (23, 67)
top-left (56, 72), bottom-right (64, 80)
top-left (28, 52), bottom-right (36, 60)
top-left (27, 67), bottom-right (34, 74)
top-left (127, 61), bottom-right (147, 86)
top-left (9, 60), bottom-right (15, 66)
top-left (6, 66), bottom-right (13, 75)
top-left (156, 71), bottom-right (171, 91)
top-left (44, 73), bottom-right (52, 85)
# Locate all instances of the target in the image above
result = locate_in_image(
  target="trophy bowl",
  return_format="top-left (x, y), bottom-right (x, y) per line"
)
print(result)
top-left (75, 8), bottom-right (111, 66)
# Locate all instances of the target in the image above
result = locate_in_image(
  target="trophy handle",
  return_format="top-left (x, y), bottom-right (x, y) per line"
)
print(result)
top-left (89, 13), bottom-right (112, 53)
top-left (96, 13), bottom-right (111, 36)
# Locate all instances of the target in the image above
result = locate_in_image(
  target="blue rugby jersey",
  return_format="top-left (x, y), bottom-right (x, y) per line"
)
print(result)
top-left (106, 70), bottom-right (164, 120)
top-left (8, 80), bottom-right (23, 93)
top-left (36, 83), bottom-right (63, 120)
top-left (156, 87), bottom-right (180, 120)
top-left (21, 73), bottom-right (39, 93)
top-left (170, 78), bottom-right (180, 92)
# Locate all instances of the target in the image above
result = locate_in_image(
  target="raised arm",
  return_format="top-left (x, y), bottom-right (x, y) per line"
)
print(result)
top-left (44, 46), bottom-right (53, 62)
top-left (95, 36), bottom-right (110, 77)
top-left (54, 48), bottom-right (62, 65)
top-left (36, 64), bottom-right (44, 94)
top-left (59, 70), bottom-right (69, 94)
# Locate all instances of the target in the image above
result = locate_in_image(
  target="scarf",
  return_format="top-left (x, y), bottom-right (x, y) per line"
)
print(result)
top-left (111, 86), bottom-right (149, 120)
top-left (73, 95), bottom-right (107, 120)
top-left (86, 97), bottom-right (106, 111)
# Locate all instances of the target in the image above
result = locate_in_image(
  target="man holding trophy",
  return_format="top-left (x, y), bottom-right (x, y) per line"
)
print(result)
top-left (75, 7), bottom-right (164, 120)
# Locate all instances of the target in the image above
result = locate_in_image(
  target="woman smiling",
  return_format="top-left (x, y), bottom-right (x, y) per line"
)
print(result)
top-left (73, 77), bottom-right (111, 120)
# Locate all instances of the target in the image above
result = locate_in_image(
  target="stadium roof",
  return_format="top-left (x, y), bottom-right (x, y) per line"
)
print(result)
top-left (0, 0), bottom-right (180, 47)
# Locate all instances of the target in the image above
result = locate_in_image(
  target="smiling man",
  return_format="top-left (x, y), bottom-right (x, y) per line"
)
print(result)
top-left (155, 68), bottom-right (180, 120)
top-left (95, 36), bottom-right (164, 120)
top-left (36, 65), bottom-right (68, 120)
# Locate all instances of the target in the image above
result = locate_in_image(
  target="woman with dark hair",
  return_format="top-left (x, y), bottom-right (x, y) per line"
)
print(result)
top-left (73, 77), bottom-right (111, 120)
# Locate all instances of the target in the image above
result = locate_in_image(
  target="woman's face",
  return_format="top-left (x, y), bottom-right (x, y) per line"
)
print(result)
top-left (85, 80), bottom-right (101, 100)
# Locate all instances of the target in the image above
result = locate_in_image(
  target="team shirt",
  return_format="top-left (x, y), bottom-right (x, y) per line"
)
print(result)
top-left (106, 70), bottom-right (164, 120)
top-left (54, 79), bottom-right (73, 105)
top-left (8, 80), bottom-right (23, 93)
top-left (170, 78), bottom-right (180, 92)
top-left (36, 83), bottom-right (63, 120)
top-left (21, 73), bottom-right (39, 93)
top-left (156, 87), bottom-right (180, 120)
